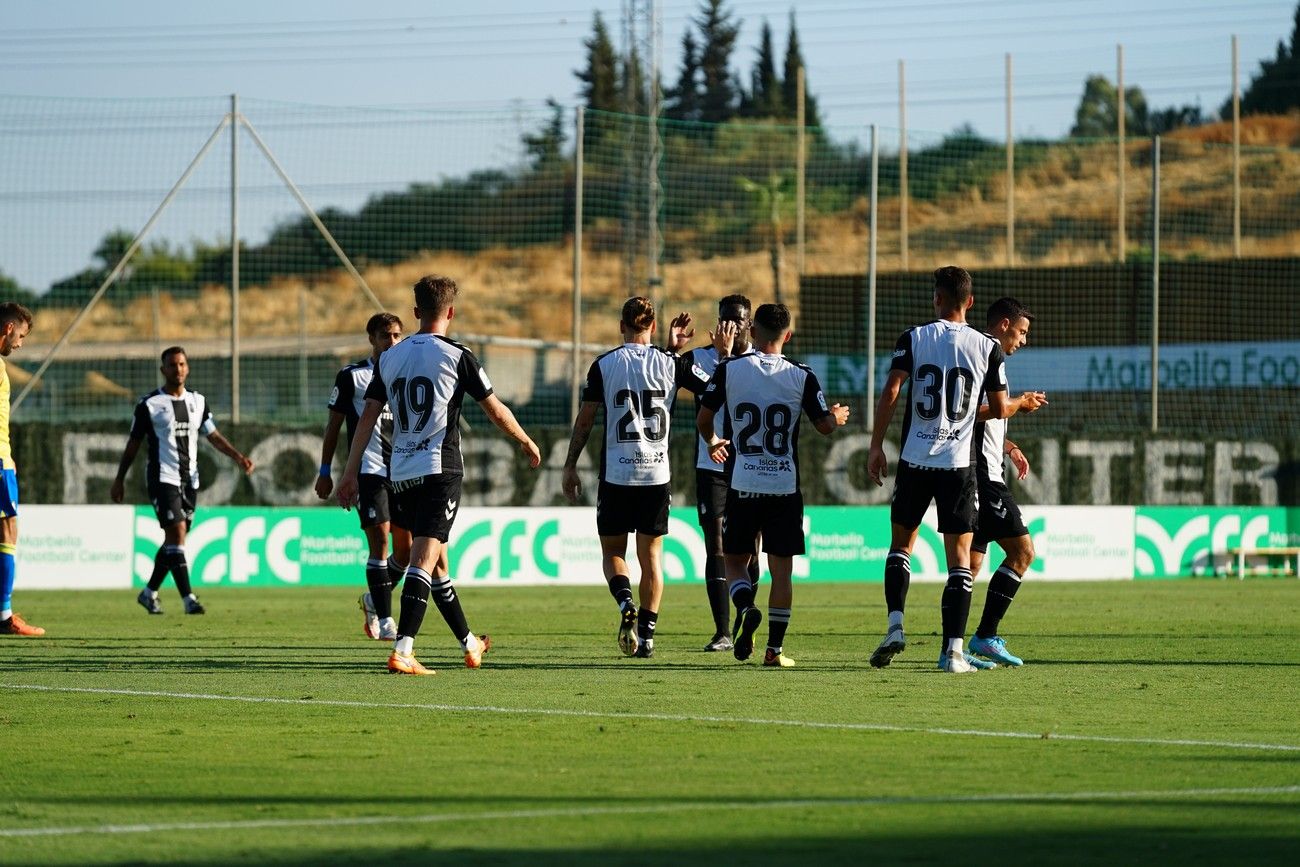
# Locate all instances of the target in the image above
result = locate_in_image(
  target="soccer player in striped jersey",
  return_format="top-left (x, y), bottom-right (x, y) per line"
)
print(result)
top-left (0, 302), bottom-right (42, 637)
top-left (967, 297), bottom-right (1047, 667)
top-left (866, 266), bottom-right (1011, 673)
top-left (337, 275), bottom-right (540, 676)
top-left (111, 347), bottom-right (255, 615)
top-left (315, 312), bottom-right (412, 642)
top-left (681, 294), bottom-right (760, 652)
top-left (561, 296), bottom-right (710, 659)
top-left (697, 303), bottom-right (849, 666)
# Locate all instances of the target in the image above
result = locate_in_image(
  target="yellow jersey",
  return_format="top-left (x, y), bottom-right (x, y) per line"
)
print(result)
top-left (0, 358), bottom-right (11, 468)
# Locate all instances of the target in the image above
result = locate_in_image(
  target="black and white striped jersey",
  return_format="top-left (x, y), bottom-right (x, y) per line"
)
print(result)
top-left (698, 351), bottom-right (831, 495)
top-left (891, 320), bottom-right (1006, 469)
top-left (327, 358), bottom-right (394, 477)
top-left (581, 343), bottom-right (710, 486)
top-left (364, 333), bottom-right (493, 482)
top-left (974, 329), bottom-right (1011, 483)
top-left (129, 388), bottom-right (218, 490)
top-left (974, 412), bottom-right (1009, 484)
top-left (684, 345), bottom-right (745, 474)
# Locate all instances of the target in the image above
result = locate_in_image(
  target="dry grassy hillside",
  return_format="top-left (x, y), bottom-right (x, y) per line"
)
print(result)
top-left (25, 116), bottom-right (1300, 352)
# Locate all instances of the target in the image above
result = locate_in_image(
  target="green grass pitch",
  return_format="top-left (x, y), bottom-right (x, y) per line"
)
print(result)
top-left (2, 580), bottom-right (1298, 864)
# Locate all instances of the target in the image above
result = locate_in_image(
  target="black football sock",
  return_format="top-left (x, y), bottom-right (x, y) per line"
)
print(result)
top-left (388, 559), bottom-right (406, 595)
top-left (430, 574), bottom-right (471, 645)
top-left (167, 545), bottom-right (193, 597)
top-left (366, 558), bottom-right (393, 620)
top-left (884, 549), bottom-right (911, 614)
top-left (397, 566), bottom-right (432, 640)
top-left (706, 579), bottom-right (730, 635)
top-left (940, 567), bottom-right (974, 651)
top-left (636, 608), bottom-right (658, 643)
top-left (148, 547), bottom-right (169, 592)
top-left (728, 579), bottom-right (756, 612)
top-left (976, 565), bottom-right (1023, 639)
top-left (608, 574), bottom-right (634, 610)
top-left (767, 607), bottom-right (791, 653)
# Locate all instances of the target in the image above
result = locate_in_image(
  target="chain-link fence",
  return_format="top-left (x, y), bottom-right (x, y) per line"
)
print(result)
top-left (3, 95), bottom-right (1298, 505)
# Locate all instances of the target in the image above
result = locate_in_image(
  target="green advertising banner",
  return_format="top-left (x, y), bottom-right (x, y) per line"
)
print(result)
top-left (1133, 506), bottom-right (1293, 578)
top-left (111, 503), bottom-right (1300, 588)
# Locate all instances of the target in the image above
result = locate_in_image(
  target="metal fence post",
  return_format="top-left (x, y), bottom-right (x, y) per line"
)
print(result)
top-left (230, 93), bottom-right (241, 423)
top-left (571, 106), bottom-right (585, 423)
top-left (866, 123), bottom-right (879, 429)
top-left (1151, 135), bottom-right (1161, 433)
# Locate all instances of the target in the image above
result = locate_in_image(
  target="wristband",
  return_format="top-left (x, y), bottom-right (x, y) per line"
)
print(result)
top-left (319, 463), bottom-right (331, 478)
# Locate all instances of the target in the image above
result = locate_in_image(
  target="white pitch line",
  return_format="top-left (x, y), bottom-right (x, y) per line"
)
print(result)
top-left (3, 786), bottom-right (1298, 839)
top-left (4, 682), bottom-right (1299, 754)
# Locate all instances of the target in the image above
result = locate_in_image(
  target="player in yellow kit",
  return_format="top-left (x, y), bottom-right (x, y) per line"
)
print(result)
top-left (0, 302), bottom-right (43, 637)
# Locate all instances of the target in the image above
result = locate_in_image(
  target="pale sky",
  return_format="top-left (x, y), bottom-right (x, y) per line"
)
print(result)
top-left (0, 0), bottom-right (1292, 291)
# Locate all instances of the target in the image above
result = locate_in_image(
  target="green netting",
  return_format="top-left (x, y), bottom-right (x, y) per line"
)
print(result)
top-left (2, 96), bottom-right (1297, 505)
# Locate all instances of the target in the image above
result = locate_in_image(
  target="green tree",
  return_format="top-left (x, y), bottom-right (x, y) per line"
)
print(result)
top-left (0, 269), bottom-right (37, 305)
top-left (1069, 75), bottom-right (1149, 137)
top-left (1148, 103), bottom-right (1207, 134)
top-left (743, 19), bottom-right (783, 118)
top-left (665, 29), bottom-right (702, 121)
top-left (1233, 4), bottom-right (1300, 116)
top-left (696, 0), bottom-right (741, 124)
top-left (576, 12), bottom-right (619, 112)
top-left (522, 99), bottom-right (567, 169)
top-left (781, 12), bottom-right (820, 127)
top-left (736, 171), bottom-right (792, 304)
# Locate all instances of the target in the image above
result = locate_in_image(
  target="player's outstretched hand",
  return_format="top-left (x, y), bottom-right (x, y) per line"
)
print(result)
top-left (830, 403), bottom-right (850, 426)
top-left (314, 474), bottom-right (333, 500)
top-left (239, 455), bottom-right (255, 475)
top-left (521, 438), bottom-right (542, 469)
top-left (335, 474), bottom-right (359, 511)
top-left (668, 312), bottom-right (695, 352)
top-left (707, 437), bottom-right (730, 464)
top-left (109, 477), bottom-right (125, 504)
top-left (561, 465), bottom-right (582, 504)
top-left (867, 445), bottom-right (888, 487)
top-left (710, 319), bottom-right (738, 356)
top-left (1020, 391), bottom-right (1048, 412)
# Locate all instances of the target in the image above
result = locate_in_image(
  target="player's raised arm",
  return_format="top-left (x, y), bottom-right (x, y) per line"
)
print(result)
top-left (666, 311), bottom-right (695, 353)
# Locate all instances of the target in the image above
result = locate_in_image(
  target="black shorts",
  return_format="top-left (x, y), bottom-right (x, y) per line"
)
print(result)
top-left (597, 481), bottom-right (670, 537)
top-left (391, 473), bottom-right (462, 542)
top-left (696, 470), bottom-right (728, 526)
top-left (149, 483), bottom-right (196, 530)
top-left (357, 473), bottom-right (395, 530)
top-left (972, 478), bottom-right (1029, 553)
top-left (890, 462), bottom-right (978, 534)
top-left (723, 489), bottom-right (805, 557)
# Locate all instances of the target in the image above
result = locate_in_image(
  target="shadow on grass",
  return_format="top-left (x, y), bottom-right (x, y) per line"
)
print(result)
top-left (17, 817), bottom-right (1300, 865)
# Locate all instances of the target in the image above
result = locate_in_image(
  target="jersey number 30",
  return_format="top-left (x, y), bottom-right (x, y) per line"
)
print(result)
top-left (914, 363), bottom-right (975, 421)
